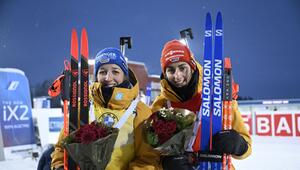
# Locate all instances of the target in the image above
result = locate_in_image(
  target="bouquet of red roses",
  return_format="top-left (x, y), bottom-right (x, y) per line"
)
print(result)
top-left (144, 107), bottom-right (195, 155)
top-left (63, 121), bottom-right (119, 170)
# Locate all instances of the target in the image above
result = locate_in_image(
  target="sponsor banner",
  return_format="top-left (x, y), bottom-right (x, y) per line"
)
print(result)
top-left (49, 117), bottom-right (64, 132)
top-left (256, 114), bottom-right (272, 136)
top-left (274, 114), bottom-right (293, 136)
top-left (241, 113), bottom-right (252, 135)
top-left (241, 111), bottom-right (300, 137)
top-left (145, 82), bottom-right (152, 105)
top-left (295, 114), bottom-right (300, 137)
top-left (32, 108), bottom-right (63, 147)
top-left (0, 69), bottom-right (36, 147)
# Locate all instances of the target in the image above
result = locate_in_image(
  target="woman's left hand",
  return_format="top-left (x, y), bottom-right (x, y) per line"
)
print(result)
top-left (212, 129), bottom-right (248, 156)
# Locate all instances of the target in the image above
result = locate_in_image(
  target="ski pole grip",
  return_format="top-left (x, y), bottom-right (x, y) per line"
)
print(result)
top-left (62, 70), bottom-right (70, 101)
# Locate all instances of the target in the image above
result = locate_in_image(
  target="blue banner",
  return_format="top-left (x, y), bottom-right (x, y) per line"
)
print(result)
top-left (49, 117), bottom-right (63, 132)
top-left (0, 68), bottom-right (36, 147)
top-left (145, 82), bottom-right (152, 105)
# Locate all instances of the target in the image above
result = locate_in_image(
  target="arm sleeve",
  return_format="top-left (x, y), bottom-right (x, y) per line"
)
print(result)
top-left (37, 152), bottom-right (46, 170)
top-left (50, 128), bottom-right (66, 169)
top-left (129, 102), bottom-right (162, 170)
top-left (231, 100), bottom-right (252, 160)
top-left (150, 94), bottom-right (167, 113)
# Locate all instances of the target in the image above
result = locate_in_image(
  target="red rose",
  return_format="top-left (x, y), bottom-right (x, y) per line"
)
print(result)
top-left (150, 111), bottom-right (159, 122)
top-left (153, 119), bottom-right (177, 144)
top-left (81, 130), bottom-right (97, 144)
top-left (96, 126), bottom-right (108, 138)
top-left (74, 128), bottom-right (83, 143)
top-left (144, 108), bottom-right (196, 151)
top-left (69, 122), bottom-right (111, 144)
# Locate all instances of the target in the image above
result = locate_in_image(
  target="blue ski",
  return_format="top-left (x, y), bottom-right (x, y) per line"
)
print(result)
top-left (211, 11), bottom-right (223, 170)
top-left (188, 12), bottom-right (224, 170)
top-left (199, 12), bottom-right (213, 170)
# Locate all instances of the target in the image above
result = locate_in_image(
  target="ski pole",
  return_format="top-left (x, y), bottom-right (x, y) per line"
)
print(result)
top-left (223, 57), bottom-right (232, 170)
top-left (62, 60), bottom-right (71, 170)
top-left (48, 60), bottom-right (71, 170)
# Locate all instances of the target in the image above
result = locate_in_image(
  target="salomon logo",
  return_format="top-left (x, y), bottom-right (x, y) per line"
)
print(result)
top-left (213, 59), bottom-right (222, 117)
top-left (202, 60), bottom-right (212, 117)
top-left (205, 30), bottom-right (212, 37)
top-left (215, 29), bottom-right (223, 36)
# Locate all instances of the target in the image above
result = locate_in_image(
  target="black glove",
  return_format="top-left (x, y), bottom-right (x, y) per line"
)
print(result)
top-left (212, 129), bottom-right (248, 156)
top-left (53, 166), bottom-right (64, 170)
top-left (162, 155), bottom-right (193, 170)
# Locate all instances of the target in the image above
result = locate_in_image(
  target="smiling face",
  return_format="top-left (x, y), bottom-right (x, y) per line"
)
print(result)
top-left (96, 64), bottom-right (125, 87)
top-left (165, 61), bottom-right (193, 88)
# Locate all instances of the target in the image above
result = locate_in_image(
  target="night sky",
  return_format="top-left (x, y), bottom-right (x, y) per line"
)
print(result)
top-left (1, 0), bottom-right (300, 99)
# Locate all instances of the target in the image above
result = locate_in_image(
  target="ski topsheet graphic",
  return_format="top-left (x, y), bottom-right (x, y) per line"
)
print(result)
top-left (48, 28), bottom-right (89, 170)
top-left (69, 29), bottom-right (79, 140)
top-left (212, 12), bottom-right (223, 142)
top-left (68, 28), bottom-right (79, 170)
top-left (211, 12), bottom-right (224, 170)
top-left (79, 28), bottom-right (89, 127)
top-left (187, 12), bottom-right (227, 170)
top-left (68, 28), bottom-right (90, 170)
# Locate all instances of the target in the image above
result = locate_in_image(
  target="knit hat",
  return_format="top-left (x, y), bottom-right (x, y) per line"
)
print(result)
top-left (160, 39), bottom-right (196, 73)
top-left (94, 47), bottom-right (129, 78)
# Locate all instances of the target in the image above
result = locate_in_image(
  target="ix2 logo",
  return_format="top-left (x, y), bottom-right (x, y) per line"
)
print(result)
top-left (2, 104), bottom-right (29, 121)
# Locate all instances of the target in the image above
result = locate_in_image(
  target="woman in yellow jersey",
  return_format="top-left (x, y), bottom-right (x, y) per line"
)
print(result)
top-left (51, 47), bottom-right (162, 170)
top-left (151, 40), bottom-right (252, 169)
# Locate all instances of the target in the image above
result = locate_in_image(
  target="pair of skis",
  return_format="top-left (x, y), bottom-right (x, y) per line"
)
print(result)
top-left (48, 28), bottom-right (90, 170)
top-left (191, 12), bottom-right (233, 170)
top-left (66, 28), bottom-right (90, 170)
top-left (198, 11), bottom-right (223, 170)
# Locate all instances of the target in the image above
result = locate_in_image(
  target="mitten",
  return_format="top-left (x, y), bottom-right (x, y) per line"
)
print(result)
top-left (212, 129), bottom-right (248, 156)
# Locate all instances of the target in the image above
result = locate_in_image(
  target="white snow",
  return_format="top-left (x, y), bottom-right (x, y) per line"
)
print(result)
top-left (0, 136), bottom-right (299, 170)
top-left (0, 157), bottom-right (38, 170)
top-left (233, 136), bottom-right (300, 170)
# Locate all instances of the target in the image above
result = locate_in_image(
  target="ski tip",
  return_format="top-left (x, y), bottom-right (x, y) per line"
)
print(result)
top-left (216, 12), bottom-right (223, 28)
top-left (81, 28), bottom-right (89, 59)
top-left (206, 12), bottom-right (212, 20)
top-left (205, 13), bottom-right (212, 26)
top-left (81, 27), bottom-right (87, 35)
top-left (71, 29), bottom-right (79, 60)
top-left (71, 28), bottom-right (77, 34)
top-left (224, 57), bottom-right (232, 69)
top-left (216, 11), bottom-right (222, 21)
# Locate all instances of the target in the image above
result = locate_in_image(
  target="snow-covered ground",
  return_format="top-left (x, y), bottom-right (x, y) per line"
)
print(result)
top-left (0, 136), bottom-right (299, 170)
top-left (233, 136), bottom-right (300, 170)
top-left (0, 157), bottom-right (38, 170)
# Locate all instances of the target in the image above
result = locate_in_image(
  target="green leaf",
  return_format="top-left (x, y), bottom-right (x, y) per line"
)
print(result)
top-left (146, 132), bottom-right (159, 146)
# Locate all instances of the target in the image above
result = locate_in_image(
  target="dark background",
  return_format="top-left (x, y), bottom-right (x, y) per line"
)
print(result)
top-left (1, 0), bottom-right (300, 99)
